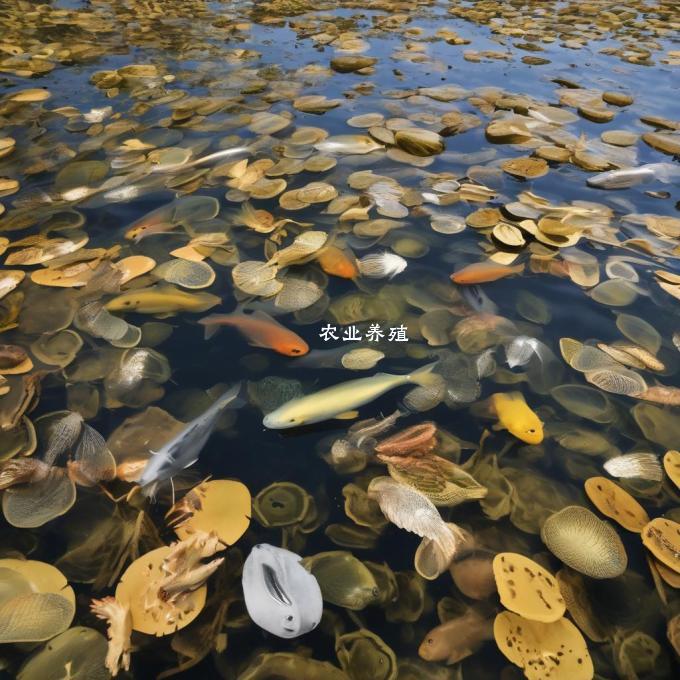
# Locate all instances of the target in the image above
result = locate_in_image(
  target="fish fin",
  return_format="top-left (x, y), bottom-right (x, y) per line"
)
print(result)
top-left (491, 422), bottom-right (504, 432)
top-left (179, 220), bottom-right (196, 238)
top-left (335, 410), bottom-right (359, 420)
top-left (201, 322), bottom-right (221, 340)
top-left (153, 312), bottom-right (176, 319)
top-left (222, 381), bottom-right (247, 410)
top-left (141, 481), bottom-right (159, 501)
top-left (208, 381), bottom-right (246, 410)
top-left (249, 309), bottom-right (280, 324)
top-left (245, 337), bottom-right (271, 349)
top-left (501, 391), bottom-right (523, 402)
top-left (408, 360), bottom-right (440, 387)
top-left (397, 398), bottom-right (416, 416)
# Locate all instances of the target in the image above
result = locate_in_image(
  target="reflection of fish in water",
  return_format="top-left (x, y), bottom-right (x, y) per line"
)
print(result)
top-left (489, 391), bottom-right (544, 444)
top-left (242, 543), bottom-right (322, 639)
top-left (460, 285), bottom-right (498, 314)
top-left (138, 383), bottom-right (243, 496)
top-left (263, 361), bottom-right (440, 428)
top-left (198, 309), bottom-right (309, 357)
top-left (451, 262), bottom-right (524, 284)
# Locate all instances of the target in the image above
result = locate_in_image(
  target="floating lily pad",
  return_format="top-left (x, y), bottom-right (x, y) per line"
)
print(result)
top-left (584, 477), bottom-right (649, 532)
top-left (494, 611), bottom-right (593, 680)
top-left (253, 482), bottom-right (311, 528)
top-left (171, 479), bottom-right (251, 546)
top-left (493, 553), bottom-right (565, 622)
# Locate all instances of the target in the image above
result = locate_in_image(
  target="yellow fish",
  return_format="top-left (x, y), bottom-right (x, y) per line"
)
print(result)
top-left (105, 284), bottom-right (220, 315)
top-left (490, 392), bottom-right (543, 444)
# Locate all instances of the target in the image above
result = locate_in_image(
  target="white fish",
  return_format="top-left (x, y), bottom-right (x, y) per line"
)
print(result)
top-left (150, 147), bottom-right (250, 174)
top-left (83, 106), bottom-right (113, 123)
top-left (368, 476), bottom-right (464, 564)
top-left (101, 184), bottom-right (142, 202)
top-left (358, 252), bottom-right (407, 279)
top-left (314, 135), bottom-right (382, 155)
top-left (263, 361), bottom-right (439, 429)
top-left (505, 335), bottom-right (548, 369)
top-left (242, 544), bottom-right (322, 639)
top-left (241, 543), bottom-right (323, 639)
top-left (603, 452), bottom-right (663, 482)
top-left (138, 383), bottom-right (243, 493)
top-left (587, 163), bottom-right (680, 189)
top-left (421, 192), bottom-right (441, 204)
top-left (673, 332), bottom-right (680, 353)
top-left (61, 186), bottom-right (92, 202)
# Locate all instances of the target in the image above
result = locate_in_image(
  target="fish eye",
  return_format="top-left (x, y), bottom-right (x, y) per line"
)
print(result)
top-left (286, 615), bottom-right (294, 621)
top-left (291, 348), bottom-right (301, 354)
top-left (289, 418), bottom-right (296, 423)
top-left (528, 428), bottom-right (536, 433)
top-left (427, 637), bottom-right (434, 645)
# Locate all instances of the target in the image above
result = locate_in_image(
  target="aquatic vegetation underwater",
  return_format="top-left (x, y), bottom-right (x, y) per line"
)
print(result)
top-left (0, 0), bottom-right (680, 677)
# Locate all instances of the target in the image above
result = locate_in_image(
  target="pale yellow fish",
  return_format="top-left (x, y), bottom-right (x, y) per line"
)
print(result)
top-left (263, 362), bottom-right (439, 428)
top-left (105, 284), bottom-right (220, 315)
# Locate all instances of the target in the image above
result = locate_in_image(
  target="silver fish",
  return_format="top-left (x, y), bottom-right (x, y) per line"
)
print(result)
top-left (138, 383), bottom-right (242, 493)
top-left (587, 163), bottom-right (680, 189)
top-left (242, 544), bottom-right (322, 639)
top-left (505, 335), bottom-right (550, 369)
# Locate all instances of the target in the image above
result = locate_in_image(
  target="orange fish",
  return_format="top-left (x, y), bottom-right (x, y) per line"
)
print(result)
top-left (198, 310), bottom-right (309, 357)
top-left (451, 262), bottom-right (524, 285)
top-left (317, 245), bottom-right (358, 279)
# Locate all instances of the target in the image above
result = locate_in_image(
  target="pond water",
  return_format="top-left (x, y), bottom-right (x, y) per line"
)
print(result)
top-left (0, 1), bottom-right (679, 678)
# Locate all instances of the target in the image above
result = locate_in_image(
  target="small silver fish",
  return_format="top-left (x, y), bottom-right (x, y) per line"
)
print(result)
top-left (587, 163), bottom-right (680, 189)
top-left (242, 544), bottom-right (322, 639)
top-left (505, 335), bottom-right (549, 369)
top-left (150, 146), bottom-right (249, 174)
top-left (83, 106), bottom-right (112, 123)
top-left (138, 383), bottom-right (242, 493)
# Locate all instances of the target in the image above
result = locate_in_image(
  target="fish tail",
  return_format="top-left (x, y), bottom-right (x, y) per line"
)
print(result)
top-left (141, 480), bottom-right (159, 501)
top-left (435, 522), bottom-right (466, 565)
top-left (198, 315), bottom-right (225, 340)
top-left (408, 361), bottom-right (440, 387)
top-left (214, 381), bottom-right (246, 410)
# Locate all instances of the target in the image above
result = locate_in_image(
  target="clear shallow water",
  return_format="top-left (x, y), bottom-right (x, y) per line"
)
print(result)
top-left (1, 1), bottom-right (680, 678)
